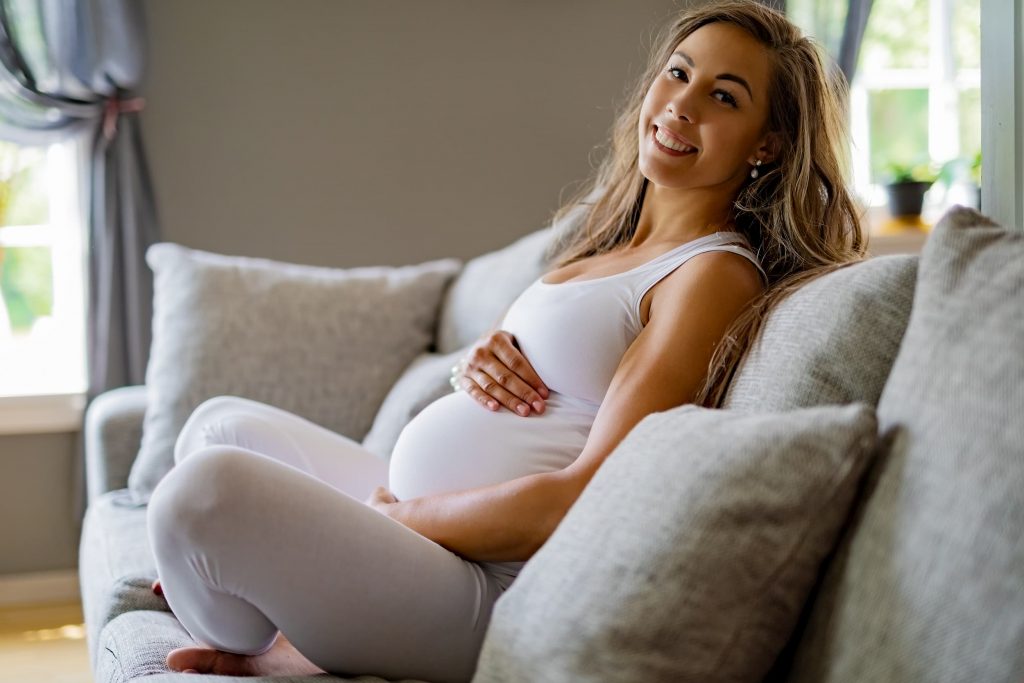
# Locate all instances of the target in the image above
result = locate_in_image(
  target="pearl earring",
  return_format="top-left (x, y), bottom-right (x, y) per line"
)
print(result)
top-left (750, 159), bottom-right (763, 179)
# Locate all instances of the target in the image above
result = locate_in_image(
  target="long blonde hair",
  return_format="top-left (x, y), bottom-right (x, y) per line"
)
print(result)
top-left (543, 0), bottom-right (866, 408)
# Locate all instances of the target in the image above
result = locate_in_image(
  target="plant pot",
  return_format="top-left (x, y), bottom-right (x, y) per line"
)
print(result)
top-left (885, 181), bottom-right (932, 218)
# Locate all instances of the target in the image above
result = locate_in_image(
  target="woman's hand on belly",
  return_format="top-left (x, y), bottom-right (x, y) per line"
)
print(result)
top-left (455, 330), bottom-right (550, 417)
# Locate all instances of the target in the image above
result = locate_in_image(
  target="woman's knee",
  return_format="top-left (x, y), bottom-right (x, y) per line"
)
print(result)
top-left (174, 396), bottom-right (259, 465)
top-left (150, 446), bottom-right (257, 543)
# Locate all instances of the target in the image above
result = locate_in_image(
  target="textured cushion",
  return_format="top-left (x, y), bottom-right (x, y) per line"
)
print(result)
top-left (96, 610), bottom-right (428, 683)
top-left (79, 488), bottom-right (166, 670)
top-left (473, 402), bottom-right (879, 683)
top-left (779, 206), bottom-right (1024, 682)
top-left (360, 346), bottom-right (471, 462)
top-left (127, 243), bottom-right (461, 505)
top-left (723, 254), bottom-right (918, 410)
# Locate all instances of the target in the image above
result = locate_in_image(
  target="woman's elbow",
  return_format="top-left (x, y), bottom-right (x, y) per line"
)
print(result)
top-left (526, 469), bottom-right (587, 558)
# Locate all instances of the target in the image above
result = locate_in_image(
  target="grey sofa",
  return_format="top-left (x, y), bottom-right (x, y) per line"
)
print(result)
top-left (79, 205), bottom-right (1023, 683)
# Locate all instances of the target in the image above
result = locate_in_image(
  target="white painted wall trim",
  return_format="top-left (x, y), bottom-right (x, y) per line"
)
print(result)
top-left (0, 569), bottom-right (80, 607)
top-left (0, 393), bottom-right (86, 435)
top-left (981, 0), bottom-right (1023, 231)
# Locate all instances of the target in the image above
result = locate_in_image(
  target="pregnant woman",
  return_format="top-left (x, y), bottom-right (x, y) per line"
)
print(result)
top-left (147, 1), bottom-right (865, 680)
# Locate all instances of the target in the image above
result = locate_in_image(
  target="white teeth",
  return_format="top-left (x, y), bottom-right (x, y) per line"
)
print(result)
top-left (654, 127), bottom-right (695, 153)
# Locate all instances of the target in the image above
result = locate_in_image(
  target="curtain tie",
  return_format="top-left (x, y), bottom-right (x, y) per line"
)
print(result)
top-left (102, 93), bottom-right (147, 141)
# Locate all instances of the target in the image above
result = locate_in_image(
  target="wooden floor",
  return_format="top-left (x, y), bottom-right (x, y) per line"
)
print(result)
top-left (0, 600), bottom-right (92, 683)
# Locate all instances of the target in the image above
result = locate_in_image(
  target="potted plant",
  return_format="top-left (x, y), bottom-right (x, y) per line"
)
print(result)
top-left (968, 150), bottom-right (981, 210)
top-left (882, 160), bottom-right (940, 219)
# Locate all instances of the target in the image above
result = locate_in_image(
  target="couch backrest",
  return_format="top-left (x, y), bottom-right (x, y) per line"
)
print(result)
top-left (724, 253), bottom-right (919, 412)
top-left (771, 207), bottom-right (1024, 683)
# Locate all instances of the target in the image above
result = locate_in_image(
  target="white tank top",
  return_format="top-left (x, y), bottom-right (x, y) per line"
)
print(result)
top-left (388, 230), bottom-right (765, 585)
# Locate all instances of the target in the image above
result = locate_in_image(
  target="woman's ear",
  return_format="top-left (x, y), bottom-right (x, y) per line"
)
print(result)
top-left (755, 131), bottom-right (783, 165)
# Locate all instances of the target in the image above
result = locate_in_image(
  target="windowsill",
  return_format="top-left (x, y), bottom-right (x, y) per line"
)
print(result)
top-left (859, 190), bottom-right (979, 256)
top-left (863, 204), bottom-right (931, 256)
top-left (0, 393), bottom-right (86, 435)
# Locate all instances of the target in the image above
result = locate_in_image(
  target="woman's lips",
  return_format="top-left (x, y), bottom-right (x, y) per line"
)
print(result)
top-left (652, 125), bottom-right (697, 156)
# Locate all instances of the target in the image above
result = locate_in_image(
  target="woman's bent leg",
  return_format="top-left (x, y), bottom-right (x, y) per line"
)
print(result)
top-left (173, 396), bottom-right (388, 501)
top-left (147, 445), bottom-right (501, 683)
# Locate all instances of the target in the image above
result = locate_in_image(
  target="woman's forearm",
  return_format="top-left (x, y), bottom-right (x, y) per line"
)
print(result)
top-left (386, 469), bottom-right (579, 563)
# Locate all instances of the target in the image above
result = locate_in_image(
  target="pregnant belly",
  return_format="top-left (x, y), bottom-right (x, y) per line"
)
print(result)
top-left (387, 389), bottom-right (596, 501)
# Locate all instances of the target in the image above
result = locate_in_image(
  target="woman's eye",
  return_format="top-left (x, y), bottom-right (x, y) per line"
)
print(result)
top-left (666, 68), bottom-right (739, 108)
top-left (714, 91), bottom-right (739, 108)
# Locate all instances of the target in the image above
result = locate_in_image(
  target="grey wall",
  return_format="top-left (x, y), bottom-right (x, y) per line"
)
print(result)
top-left (1, 0), bottom-right (685, 575)
top-left (139, 0), bottom-right (686, 267)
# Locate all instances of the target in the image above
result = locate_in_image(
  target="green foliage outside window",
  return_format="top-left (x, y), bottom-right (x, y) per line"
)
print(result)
top-left (0, 140), bottom-right (52, 335)
top-left (1, 247), bottom-right (52, 331)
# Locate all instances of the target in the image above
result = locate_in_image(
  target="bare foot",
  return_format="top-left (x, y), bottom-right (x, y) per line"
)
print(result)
top-left (167, 632), bottom-right (329, 676)
top-left (151, 578), bottom-right (163, 596)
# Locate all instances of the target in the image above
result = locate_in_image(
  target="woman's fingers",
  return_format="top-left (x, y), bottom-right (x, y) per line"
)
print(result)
top-left (462, 338), bottom-right (548, 415)
top-left (464, 365), bottom-right (528, 414)
top-left (492, 334), bottom-right (550, 404)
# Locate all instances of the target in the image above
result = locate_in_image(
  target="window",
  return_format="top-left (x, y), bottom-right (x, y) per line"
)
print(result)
top-left (790, 0), bottom-right (982, 224)
top-left (851, 0), bottom-right (980, 219)
top-left (0, 135), bottom-right (87, 402)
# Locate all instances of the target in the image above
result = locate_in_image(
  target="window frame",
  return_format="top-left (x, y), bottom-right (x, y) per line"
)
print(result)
top-left (848, 0), bottom-right (981, 223)
top-left (0, 133), bottom-right (89, 434)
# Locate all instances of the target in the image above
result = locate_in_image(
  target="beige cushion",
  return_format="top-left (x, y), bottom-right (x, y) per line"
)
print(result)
top-left (127, 243), bottom-right (461, 505)
top-left (779, 206), bottom-right (1024, 682)
top-left (473, 402), bottom-right (879, 683)
top-left (723, 254), bottom-right (918, 411)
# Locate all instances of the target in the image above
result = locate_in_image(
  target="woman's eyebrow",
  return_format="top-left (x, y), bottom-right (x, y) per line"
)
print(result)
top-left (672, 50), bottom-right (754, 102)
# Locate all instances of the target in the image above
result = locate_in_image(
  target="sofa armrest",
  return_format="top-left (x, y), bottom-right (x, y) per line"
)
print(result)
top-left (84, 385), bottom-right (147, 506)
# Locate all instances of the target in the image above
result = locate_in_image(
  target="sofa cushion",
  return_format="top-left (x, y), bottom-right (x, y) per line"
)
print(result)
top-left (472, 402), bottom-right (879, 683)
top-left (360, 346), bottom-right (471, 462)
top-left (780, 206), bottom-right (1024, 682)
top-left (723, 254), bottom-right (918, 410)
top-left (96, 610), bottom-right (425, 683)
top-left (79, 488), bottom-right (166, 669)
top-left (127, 243), bottom-right (461, 505)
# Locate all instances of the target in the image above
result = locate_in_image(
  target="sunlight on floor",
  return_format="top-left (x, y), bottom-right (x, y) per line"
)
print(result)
top-left (0, 601), bottom-right (92, 683)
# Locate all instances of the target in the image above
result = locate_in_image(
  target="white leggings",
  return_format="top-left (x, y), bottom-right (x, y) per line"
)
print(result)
top-left (146, 395), bottom-right (509, 683)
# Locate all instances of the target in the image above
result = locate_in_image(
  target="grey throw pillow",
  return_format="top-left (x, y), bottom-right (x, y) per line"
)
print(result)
top-left (127, 243), bottom-right (461, 506)
top-left (723, 254), bottom-right (918, 411)
top-left (473, 402), bottom-right (879, 683)
top-left (779, 206), bottom-right (1024, 683)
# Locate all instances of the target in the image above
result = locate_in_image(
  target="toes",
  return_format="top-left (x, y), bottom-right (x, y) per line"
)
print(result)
top-left (167, 645), bottom-right (218, 673)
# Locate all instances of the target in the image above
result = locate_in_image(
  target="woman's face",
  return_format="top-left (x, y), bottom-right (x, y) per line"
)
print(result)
top-left (638, 22), bottom-right (776, 192)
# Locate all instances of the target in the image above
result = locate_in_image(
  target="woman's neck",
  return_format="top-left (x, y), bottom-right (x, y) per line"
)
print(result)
top-left (629, 181), bottom-right (737, 248)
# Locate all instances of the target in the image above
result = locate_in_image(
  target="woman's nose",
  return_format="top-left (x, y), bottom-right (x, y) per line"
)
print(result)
top-left (666, 87), bottom-right (698, 123)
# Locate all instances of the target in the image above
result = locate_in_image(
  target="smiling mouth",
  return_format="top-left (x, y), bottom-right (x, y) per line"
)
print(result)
top-left (652, 126), bottom-right (697, 155)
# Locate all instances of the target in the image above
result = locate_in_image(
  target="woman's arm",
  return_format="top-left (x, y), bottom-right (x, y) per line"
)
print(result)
top-left (374, 251), bottom-right (765, 562)
top-left (374, 469), bottom-right (573, 562)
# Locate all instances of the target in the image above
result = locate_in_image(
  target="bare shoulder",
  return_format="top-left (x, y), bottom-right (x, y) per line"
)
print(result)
top-left (648, 249), bottom-right (766, 324)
